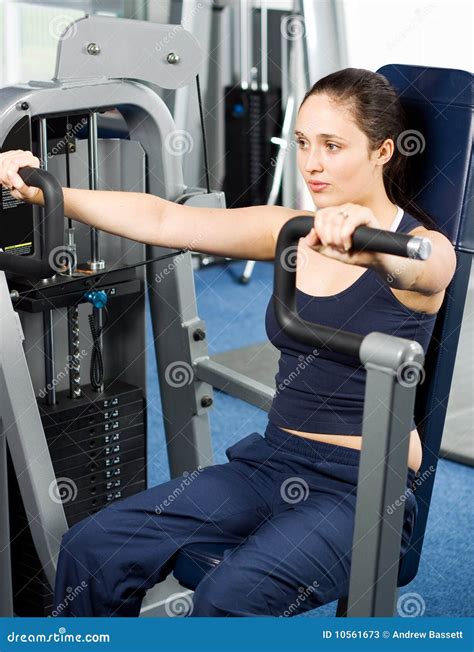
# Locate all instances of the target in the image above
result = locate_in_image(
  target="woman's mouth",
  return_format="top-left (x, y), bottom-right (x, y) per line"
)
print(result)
top-left (308, 181), bottom-right (329, 192)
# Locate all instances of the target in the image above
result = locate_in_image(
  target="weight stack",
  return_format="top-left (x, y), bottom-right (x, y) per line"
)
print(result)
top-left (8, 380), bottom-right (147, 617)
top-left (223, 86), bottom-right (282, 208)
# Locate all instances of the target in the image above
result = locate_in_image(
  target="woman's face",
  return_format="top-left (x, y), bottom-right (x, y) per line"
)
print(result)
top-left (295, 93), bottom-right (385, 209)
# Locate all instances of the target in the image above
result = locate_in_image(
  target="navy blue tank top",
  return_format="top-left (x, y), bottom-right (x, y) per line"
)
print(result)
top-left (265, 208), bottom-right (438, 435)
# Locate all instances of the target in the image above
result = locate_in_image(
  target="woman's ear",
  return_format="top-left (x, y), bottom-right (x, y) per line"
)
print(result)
top-left (375, 138), bottom-right (395, 167)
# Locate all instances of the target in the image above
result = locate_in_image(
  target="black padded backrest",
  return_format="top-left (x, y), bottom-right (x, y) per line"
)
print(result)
top-left (377, 64), bottom-right (473, 585)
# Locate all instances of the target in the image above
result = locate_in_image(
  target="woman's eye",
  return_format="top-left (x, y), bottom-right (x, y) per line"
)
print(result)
top-left (295, 139), bottom-right (307, 148)
top-left (326, 143), bottom-right (339, 151)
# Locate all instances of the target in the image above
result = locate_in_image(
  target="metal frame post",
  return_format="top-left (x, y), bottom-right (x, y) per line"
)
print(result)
top-left (0, 416), bottom-right (13, 616)
top-left (347, 332), bottom-right (424, 616)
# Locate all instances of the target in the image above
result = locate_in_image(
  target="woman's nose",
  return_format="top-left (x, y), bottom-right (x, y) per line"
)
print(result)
top-left (304, 148), bottom-right (323, 173)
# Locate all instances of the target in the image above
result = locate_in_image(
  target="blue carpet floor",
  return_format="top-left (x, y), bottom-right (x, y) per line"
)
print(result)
top-left (145, 258), bottom-right (473, 618)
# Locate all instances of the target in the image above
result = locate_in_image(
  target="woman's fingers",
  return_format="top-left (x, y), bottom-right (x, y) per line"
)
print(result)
top-left (313, 204), bottom-right (379, 253)
top-left (0, 150), bottom-right (41, 200)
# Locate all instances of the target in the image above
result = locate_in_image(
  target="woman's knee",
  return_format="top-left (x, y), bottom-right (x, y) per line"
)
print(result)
top-left (190, 567), bottom-right (272, 617)
top-left (60, 510), bottom-right (114, 566)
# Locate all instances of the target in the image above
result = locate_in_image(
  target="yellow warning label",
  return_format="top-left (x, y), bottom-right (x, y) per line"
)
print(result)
top-left (4, 242), bottom-right (32, 250)
top-left (4, 242), bottom-right (33, 256)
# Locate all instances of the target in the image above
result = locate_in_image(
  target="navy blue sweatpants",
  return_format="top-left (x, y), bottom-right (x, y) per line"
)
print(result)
top-left (53, 422), bottom-right (417, 617)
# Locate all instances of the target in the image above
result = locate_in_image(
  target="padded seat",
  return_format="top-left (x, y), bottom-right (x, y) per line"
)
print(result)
top-left (173, 542), bottom-right (233, 591)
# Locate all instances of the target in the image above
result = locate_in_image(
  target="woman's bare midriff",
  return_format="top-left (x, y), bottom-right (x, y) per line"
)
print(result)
top-left (279, 427), bottom-right (422, 474)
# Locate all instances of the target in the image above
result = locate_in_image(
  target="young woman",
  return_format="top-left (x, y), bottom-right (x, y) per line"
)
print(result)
top-left (0, 68), bottom-right (456, 618)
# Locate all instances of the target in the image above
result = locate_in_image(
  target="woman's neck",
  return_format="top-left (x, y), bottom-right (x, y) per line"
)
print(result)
top-left (361, 195), bottom-right (399, 230)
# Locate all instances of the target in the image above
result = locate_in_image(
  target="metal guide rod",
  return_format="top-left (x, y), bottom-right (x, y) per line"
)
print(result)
top-left (260, 0), bottom-right (268, 91)
top-left (87, 112), bottom-right (104, 392)
top-left (39, 118), bottom-right (56, 406)
top-left (87, 112), bottom-right (104, 271)
top-left (239, 0), bottom-right (252, 89)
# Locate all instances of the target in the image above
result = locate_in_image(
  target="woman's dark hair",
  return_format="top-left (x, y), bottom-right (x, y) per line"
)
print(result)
top-left (300, 67), bottom-right (439, 231)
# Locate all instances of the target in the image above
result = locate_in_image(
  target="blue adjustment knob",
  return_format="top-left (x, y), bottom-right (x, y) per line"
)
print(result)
top-left (84, 290), bottom-right (108, 309)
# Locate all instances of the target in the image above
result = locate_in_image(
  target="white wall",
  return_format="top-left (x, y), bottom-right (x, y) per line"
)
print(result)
top-left (297, 0), bottom-right (472, 210)
top-left (342, 0), bottom-right (473, 72)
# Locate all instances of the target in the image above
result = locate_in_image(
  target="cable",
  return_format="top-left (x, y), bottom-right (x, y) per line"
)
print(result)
top-left (88, 306), bottom-right (108, 391)
top-left (195, 74), bottom-right (211, 193)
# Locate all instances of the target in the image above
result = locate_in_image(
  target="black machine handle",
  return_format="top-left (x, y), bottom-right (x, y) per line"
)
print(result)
top-left (274, 215), bottom-right (432, 359)
top-left (0, 167), bottom-right (64, 279)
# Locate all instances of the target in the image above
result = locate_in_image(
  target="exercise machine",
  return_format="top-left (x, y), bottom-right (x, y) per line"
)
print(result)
top-left (0, 15), bottom-right (223, 616)
top-left (0, 10), bottom-right (472, 619)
